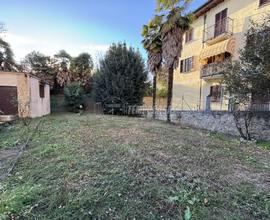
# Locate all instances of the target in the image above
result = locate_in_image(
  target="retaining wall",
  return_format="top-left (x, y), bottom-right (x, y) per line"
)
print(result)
top-left (143, 110), bottom-right (270, 141)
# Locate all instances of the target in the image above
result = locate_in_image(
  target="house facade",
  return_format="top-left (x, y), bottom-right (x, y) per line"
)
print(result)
top-left (0, 71), bottom-right (50, 118)
top-left (172, 0), bottom-right (270, 111)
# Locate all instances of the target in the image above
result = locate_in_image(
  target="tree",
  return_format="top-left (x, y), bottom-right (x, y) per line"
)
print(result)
top-left (21, 51), bottom-right (56, 83)
top-left (70, 53), bottom-right (93, 87)
top-left (64, 82), bottom-right (85, 113)
top-left (54, 50), bottom-right (72, 88)
top-left (156, 0), bottom-right (192, 122)
top-left (142, 16), bottom-right (163, 119)
top-left (222, 16), bottom-right (270, 140)
top-left (93, 43), bottom-right (147, 114)
top-left (0, 38), bottom-right (17, 71)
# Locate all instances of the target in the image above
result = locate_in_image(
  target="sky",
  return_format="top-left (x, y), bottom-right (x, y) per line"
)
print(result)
top-left (0, 0), bottom-right (207, 64)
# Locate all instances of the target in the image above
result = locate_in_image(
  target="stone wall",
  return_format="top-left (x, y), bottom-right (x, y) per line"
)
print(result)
top-left (17, 74), bottom-right (30, 118)
top-left (143, 110), bottom-right (270, 141)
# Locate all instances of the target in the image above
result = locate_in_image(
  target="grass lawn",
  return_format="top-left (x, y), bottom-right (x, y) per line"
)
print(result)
top-left (0, 113), bottom-right (269, 219)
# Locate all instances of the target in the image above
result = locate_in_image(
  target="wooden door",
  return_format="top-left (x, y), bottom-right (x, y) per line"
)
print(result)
top-left (0, 86), bottom-right (18, 115)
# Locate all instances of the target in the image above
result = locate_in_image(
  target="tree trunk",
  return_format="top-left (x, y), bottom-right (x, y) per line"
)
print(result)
top-left (166, 66), bottom-right (174, 122)
top-left (152, 72), bottom-right (157, 119)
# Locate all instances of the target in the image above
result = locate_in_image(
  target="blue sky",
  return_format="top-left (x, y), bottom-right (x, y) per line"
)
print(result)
top-left (0, 0), bottom-right (207, 63)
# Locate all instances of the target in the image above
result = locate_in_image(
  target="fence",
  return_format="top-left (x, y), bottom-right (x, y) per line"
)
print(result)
top-left (86, 102), bottom-right (103, 114)
top-left (249, 103), bottom-right (270, 112)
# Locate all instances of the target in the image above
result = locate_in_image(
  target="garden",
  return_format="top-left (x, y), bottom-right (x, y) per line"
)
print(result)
top-left (0, 113), bottom-right (269, 219)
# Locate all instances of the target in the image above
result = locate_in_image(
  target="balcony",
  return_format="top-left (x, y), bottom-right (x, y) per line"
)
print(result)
top-left (201, 62), bottom-right (225, 79)
top-left (204, 18), bottom-right (234, 45)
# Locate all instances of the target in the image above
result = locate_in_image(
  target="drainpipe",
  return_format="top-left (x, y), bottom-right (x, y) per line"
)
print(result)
top-left (199, 14), bottom-right (207, 110)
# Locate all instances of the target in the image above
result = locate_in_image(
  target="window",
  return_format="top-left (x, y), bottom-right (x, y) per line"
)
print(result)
top-left (39, 84), bottom-right (45, 98)
top-left (215, 8), bottom-right (228, 37)
top-left (210, 85), bottom-right (221, 102)
top-left (252, 92), bottom-right (270, 103)
top-left (260, 0), bottom-right (270, 6)
top-left (180, 57), bottom-right (194, 73)
top-left (185, 29), bottom-right (193, 43)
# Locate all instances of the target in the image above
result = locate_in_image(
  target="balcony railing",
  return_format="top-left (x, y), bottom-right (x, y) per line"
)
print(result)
top-left (201, 62), bottom-right (225, 78)
top-left (204, 17), bottom-right (234, 44)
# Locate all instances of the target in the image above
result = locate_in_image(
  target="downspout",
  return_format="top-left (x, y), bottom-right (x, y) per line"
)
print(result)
top-left (199, 14), bottom-right (207, 110)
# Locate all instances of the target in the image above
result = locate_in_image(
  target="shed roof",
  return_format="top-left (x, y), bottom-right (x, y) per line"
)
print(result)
top-left (0, 71), bottom-right (51, 85)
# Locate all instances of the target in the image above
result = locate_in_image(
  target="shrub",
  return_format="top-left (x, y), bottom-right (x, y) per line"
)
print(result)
top-left (64, 82), bottom-right (85, 112)
top-left (157, 87), bottom-right (168, 98)
top-left (144, 81), bottom-right (153, 97)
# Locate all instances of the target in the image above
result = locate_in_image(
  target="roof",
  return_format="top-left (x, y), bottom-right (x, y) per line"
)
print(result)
top-left (193, 0), bottom-right (225, 18)
top-left (0, 71), bottom-right (51, 85)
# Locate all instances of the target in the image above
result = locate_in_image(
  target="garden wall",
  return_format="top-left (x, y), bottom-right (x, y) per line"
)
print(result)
top-left (143, 110), bottom-right (270, 141)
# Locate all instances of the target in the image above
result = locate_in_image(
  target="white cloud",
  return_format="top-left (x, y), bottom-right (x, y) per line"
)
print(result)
top-left (2, 32), bottom-right (109, 65)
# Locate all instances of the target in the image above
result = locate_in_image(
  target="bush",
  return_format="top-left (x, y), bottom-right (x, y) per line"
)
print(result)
top-left (157, 87), bottom-right (168, 98)
top-left (144, 81), bottom-right (153, 97)
top-left (64, 82), bottom-right (85, 112)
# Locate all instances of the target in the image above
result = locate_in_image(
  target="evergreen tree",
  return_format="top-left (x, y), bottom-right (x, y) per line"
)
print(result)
top-left (94, 43), bottom-right (147, 113)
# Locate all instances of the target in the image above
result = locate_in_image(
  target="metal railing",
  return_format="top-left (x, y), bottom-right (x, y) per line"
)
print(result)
top-left (201, 62), bottom-right (225, 78)
top-left (204, 17), bottom-right (234, 43)
top-left (249, 103), bottom-right (270, 112)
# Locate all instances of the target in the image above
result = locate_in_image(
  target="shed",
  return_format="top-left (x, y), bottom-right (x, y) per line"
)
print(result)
top-left (0, 71), bottom-right (50, 118)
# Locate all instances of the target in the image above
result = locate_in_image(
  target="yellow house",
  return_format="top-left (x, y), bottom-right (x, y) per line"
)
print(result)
top-left (173, 0), bottom-right (270, 111)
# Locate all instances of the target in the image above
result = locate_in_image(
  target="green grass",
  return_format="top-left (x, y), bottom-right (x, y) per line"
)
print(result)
top-left (0, 113), bottom-right (269, 219)
top-left (0, 120), bottom-right (39, 150)
top-left (258, 141), bottom-right (270, 150)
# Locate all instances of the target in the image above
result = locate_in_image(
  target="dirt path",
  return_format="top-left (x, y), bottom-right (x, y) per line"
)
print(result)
top-left (0, 120), bottom-right (43, 181)
top-left (0, 147), bottom-right (21, 178)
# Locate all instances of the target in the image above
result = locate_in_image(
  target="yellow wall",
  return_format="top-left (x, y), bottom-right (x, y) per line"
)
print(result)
top-left (173, 0), bottom-right (270, 110)
top-left (0, 72), bottom-right (50, 118)
top-left (0, 72), bottom-right (30, 117)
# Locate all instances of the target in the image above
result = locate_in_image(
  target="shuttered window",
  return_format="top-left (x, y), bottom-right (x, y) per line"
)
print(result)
top-left (215, 8), bottom-right (228, 37)
top-left (180, 57), bottom-right (194, 73)
top-left (185, 29), bottom-right (193, 43)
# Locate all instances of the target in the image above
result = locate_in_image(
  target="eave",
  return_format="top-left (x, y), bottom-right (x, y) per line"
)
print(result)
top-left (194, 0), bottom-right (225, 18)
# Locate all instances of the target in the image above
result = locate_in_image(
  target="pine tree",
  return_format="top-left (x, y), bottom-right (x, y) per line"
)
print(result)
top-left (94, 43), bottom-right (147, 113)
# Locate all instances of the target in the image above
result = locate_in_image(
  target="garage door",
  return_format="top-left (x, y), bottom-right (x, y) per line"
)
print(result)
top-left (0, 86), bottom-right (18, 115)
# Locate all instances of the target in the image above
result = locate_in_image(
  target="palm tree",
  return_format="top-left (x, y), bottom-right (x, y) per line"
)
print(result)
top-left (142, 16), bottom-right (163, 119)
top-left (157, 0), bottom-right (192, 122)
